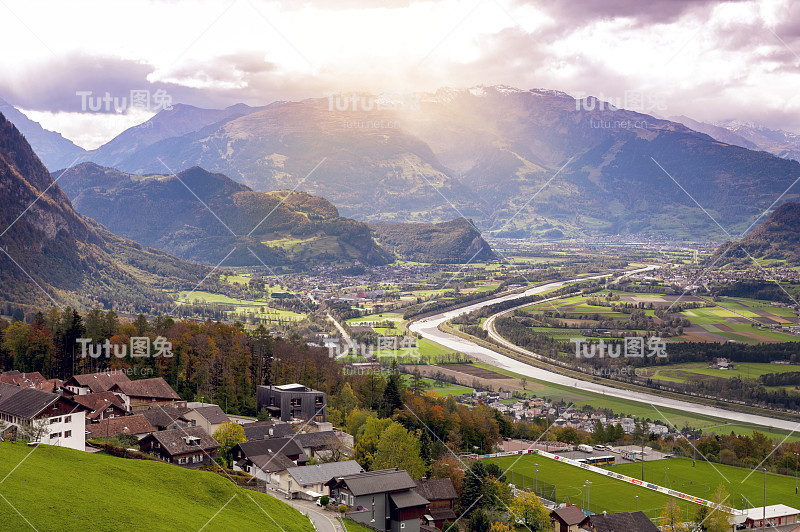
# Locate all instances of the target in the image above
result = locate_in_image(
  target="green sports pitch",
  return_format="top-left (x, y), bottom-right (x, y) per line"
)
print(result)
top-left (488, 454), bottom-right (800, 516)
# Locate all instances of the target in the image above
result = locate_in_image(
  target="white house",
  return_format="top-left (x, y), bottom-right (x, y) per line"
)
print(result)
top-left (0, 382), bottom-right (88, 451)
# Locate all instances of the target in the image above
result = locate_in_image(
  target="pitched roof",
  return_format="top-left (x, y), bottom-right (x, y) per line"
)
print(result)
top-left (236, 437), bottom-right (304, 460)
top-left (72, 392), bottom-right (126, 413)
top-left (590, 511), bottom-right (659, 532)
top-left (0, 382), bottom-right (59, 418)
top-left (327, 469), bottom-right (418, 497)
top-left (247, 451), bottom-right (297, 473)
top-left (287, 461), bottom-right (364, 486)
top-left (0, 371), bottom-right (52, 390)
top-left (145, 426), bottom-right (220, 456)
top-left (551, 506), bottom-right (590, 526)
top-left (294, 431), bottom-right (339, 450)
top-left (141, 406), bottom-right (192, 429)
top-left (428, 508), bottom-right (457, 521)
top-left (243, 421), bottom-right (295, 441)
top-left (415, 478), bottom-right (457, 501)
top-left (192, 405), bottom-right (229, 425)
top-left (110, 378), bottom-right (180, 400)
top-left (66, 371), bottom-right (131, 393)
top-left (390, 490), bottom-right (429, 509)
top-left (85, 414), bottom-right (157, 438)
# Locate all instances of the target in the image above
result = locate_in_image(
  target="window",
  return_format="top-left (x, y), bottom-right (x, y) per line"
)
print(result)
top-left (269, 397), bottom-right (275, 406)
top-left (290, 398), bottom-right (302, 407)
top-left (64, 416), bottom-right (71, 423)
top-left (64, 430), bottom-right (72, 438)
top-left (50, 417), bottom-right (61, 424)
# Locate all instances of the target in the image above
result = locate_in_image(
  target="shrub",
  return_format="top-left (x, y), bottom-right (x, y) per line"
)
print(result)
top-left (338, 504), bottom-right (347, 514)
top-left (320, 495), bottom-right (329, 506)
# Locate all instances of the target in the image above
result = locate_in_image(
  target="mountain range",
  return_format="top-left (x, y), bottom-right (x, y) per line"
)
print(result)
top-left (0, 97), bottom-right (86, 170)
top-left (0, 112), bottom-right (212, 313)
top-left (58, 162), bottom-right (391, 267)
top-left (8, 86), bottom-right (800, 241)
top-left (671, 116), bottom-right (800, 162)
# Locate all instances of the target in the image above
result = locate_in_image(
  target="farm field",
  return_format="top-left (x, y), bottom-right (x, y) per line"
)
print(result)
top-left (0, 443), bottom-right (314, 531)
top-left (639, 362), bottom-right (800, 386)
top-left (400, 374), bottom-right (473, 397)
top-left (175, 290), bottom-right (306, 322)
top-left (519, 291), bottom-right (800, 344)
top-left (607, 456), bottom-right (800, 511)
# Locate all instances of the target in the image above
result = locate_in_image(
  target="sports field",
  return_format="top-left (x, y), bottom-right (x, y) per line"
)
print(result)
top-left (609, 457), bottom-right (800, 511)
top-left (490, 454), bottom-right (800, 517)
top-left (488, 453), bottom-right (699, 518)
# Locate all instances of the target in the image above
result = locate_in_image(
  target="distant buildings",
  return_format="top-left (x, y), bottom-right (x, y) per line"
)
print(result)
top-left (257, 384), bottom-right (327, 422)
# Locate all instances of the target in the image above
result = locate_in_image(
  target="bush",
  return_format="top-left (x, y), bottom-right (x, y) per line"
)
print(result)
top-left (320, 495), bottom-right (329, 506)
top-left (338, 504), bottom-right (347, 514)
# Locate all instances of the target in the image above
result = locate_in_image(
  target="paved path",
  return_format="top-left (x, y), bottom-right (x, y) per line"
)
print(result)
top-left (264, 488), bottom-right (343, 532)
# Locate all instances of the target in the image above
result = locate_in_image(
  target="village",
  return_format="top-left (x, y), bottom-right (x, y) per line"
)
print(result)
top-left (4, 367), bottom-right (798, 531)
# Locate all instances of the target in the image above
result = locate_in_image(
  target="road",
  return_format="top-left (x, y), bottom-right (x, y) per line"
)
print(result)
top-left (264, 488), bottom-right (343, 532)
top-left (408, 268), bottom-right (800, 432)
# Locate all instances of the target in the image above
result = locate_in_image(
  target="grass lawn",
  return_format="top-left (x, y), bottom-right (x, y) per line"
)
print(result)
top-left (608, 457), bottom-right (800, 511)
top-left (488, 454), bottom-right (699, 518)
top-left (342, 518), bottom-right (374, 532)
top-left (0, 443), bottom-right (314, 531)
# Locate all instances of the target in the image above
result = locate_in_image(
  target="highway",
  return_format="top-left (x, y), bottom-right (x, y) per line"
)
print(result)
top-left (408, 269), bottom-right (800, 432)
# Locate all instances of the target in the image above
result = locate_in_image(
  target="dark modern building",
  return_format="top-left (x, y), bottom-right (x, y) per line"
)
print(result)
top-left (257, 384), bottom-right (327, 422)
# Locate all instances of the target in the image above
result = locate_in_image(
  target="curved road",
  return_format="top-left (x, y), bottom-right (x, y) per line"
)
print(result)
top-left (409, 269), bottom-right (800, 432)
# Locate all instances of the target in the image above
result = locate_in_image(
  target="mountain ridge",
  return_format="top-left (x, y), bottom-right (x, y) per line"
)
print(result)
top-left (0, 111), bottom-right (212, 313)
top-left (58, 161), bottom-right (392, 268)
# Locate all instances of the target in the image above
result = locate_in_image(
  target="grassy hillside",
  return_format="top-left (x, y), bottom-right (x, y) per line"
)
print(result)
top-left (714, 201), bottom-right (800, 266)
top-left (0, 443), bottom-right (314, 531)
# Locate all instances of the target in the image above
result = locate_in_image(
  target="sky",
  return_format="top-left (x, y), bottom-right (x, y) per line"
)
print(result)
top-left (0, 0), bottom-right (798, 149)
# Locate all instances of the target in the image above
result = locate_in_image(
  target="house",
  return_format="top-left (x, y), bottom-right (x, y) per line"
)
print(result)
top-left (184, 405), bottom-right (230, 436)
top-left (277, 460), bottom-right (364, 499)
top-left (256, 384), bottom-right (326, 422)
top-left (415, 478), bottom-right (458, 529)
top-left (242, 420), bottom-right (295, 441)
top-left (589, 511), bottom-right (659, 532)
top-left (231, 437), bottom-right (308, 482)
top-left (326, 468), bottom-right (429, 532)
top-left (108, 378), bottom-right (184, 410)
top-left (0, 371), bottom-right (61, 392)
top-left (138, 426), bottom-right (220, 468)
top-left (85, 413), bottom-right (157, 441)
top-left (550, 506), bottom-right (590, 532)
top-left (63, 371), bottom-right (131, 396)
top-left (72, 392), bottom-right (127, 422)
top-left (293, 431), bottom-right (341, 460)
top-left (0, 382), bottom-right (88, 451)
top-left (141, 406), bottom-right (193, 431)
top-left (741, 504), bottom-right (800, 528)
